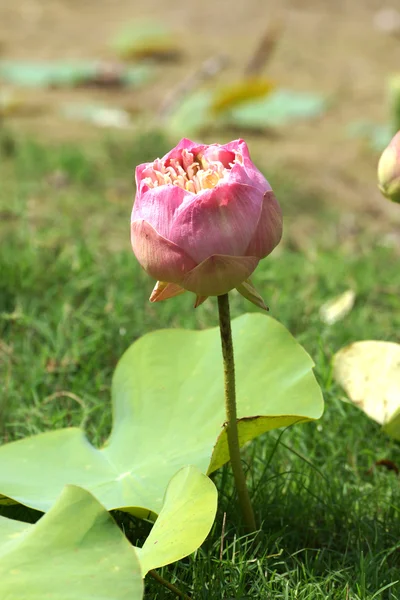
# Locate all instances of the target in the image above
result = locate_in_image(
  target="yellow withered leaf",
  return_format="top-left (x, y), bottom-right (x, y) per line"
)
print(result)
top-left (211, 77), bottom-right (275, 114)
top-left (319, 289), bottom-right (356, 325)
top-left (0, 91), bottom-right (21, 117)
top-left (333, 341), bottom-right (400, 436)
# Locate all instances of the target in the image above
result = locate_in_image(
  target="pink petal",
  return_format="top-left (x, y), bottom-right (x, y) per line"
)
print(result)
top-left (182, 254), bottom-right (259, 296)
top-left (149, 281), bottom-right (186, 303)
top-left (131, 220), bottom-right (197, 284)
top-left (134, 140), bottom-right (200, 189)
top-left (224, 139), bottom-right (272, 197)
top-left (245, 191), bottom-right (283, 259)
top-left (163, 138), bottom-right (206, 164)
top-left (221, 138), bottom-right (248, 156)
top-left (169, 183), bottom-right (263, 263)
top-left (201, 145), bottom-right (235, 168)
top-left (135, 162), bottom-right (153, 188)
top-left (228, 160), bottom-right (271, 198)
top-left (132, 185), bottom-right (191, 239)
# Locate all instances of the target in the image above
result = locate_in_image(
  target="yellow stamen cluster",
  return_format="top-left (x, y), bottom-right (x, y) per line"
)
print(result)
top-left (143, 149), bottom-right (234, 192)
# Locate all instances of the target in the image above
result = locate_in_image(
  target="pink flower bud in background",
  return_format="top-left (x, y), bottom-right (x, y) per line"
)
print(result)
top-left (131, 138), bottom-right (282, 308)
top-left (378, 131), bottom-right (400, 204)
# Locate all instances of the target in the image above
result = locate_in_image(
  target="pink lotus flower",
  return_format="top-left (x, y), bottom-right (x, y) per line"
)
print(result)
top-left (131, 138), bottom-right (282, 308)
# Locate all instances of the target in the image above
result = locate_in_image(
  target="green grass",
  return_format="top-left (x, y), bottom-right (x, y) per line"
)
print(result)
top-left (1, 129), bottom-right (400, 599)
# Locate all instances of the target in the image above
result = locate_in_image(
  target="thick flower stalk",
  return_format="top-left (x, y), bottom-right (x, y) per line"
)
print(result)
top-left (378, 130), bottom-right (400, 204)
top-left (131, 138), bottom-right (282, 308)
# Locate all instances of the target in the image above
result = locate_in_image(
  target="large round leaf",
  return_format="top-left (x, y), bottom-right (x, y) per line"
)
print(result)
top-left (333, 340), bottom-right (400, 439)
top-left (0, 313), bottom-right (323, 515)
top-left (0, 485), bottom-right (143, 599)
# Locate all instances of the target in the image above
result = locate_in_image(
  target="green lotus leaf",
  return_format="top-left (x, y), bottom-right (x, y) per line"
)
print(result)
top-left (135, 465), bottom-right (217, 575)
top-left (0, 485), bottom-right (143, 599)
top-left (0, 313), bottom-right (323, 516)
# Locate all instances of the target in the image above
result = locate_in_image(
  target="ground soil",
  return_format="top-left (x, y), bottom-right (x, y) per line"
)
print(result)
top-left (1, 0), bottom-right (400, 233)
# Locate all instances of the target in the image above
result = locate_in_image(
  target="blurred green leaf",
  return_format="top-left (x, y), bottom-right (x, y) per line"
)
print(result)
top-left (223, 89), bottom-right (327, 129)
top-left (347, 74), bottom-right (400, 151)
top-left (0, 61), bottom-right (152, 88)
top-left (167, 89), bottom-right (327, 137)
top-left (62, 103), bottom-right (131, 128)
top-left (347, 121), bottom-right (394, 151)
top-left (0, 485), bottom-right (143, 599)
top-left (167, 90), bottom-right (213, 138)
top-left (111, 21), bottom-right (182, 61)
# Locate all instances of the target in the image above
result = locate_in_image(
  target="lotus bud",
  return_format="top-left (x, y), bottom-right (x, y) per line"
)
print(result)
top-left (378, 131), bottom-right (400, 203)
top-left (131, 138), bottom-right (283, 307)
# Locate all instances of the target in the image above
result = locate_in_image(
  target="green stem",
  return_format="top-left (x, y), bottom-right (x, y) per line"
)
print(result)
top-left (148, 569), bottom-right (192, 599)
top-left (217, 293), bottom-right (257, 533)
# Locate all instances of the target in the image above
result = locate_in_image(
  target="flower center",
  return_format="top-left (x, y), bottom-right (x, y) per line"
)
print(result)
top-left (143, 148), bottom-right (238, 193)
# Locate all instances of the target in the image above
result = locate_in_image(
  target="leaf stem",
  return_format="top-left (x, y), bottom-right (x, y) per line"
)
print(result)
top-left (148, 569), bottom-right (192, 599)
top-left (217, 293), bottom-right (257, 533)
